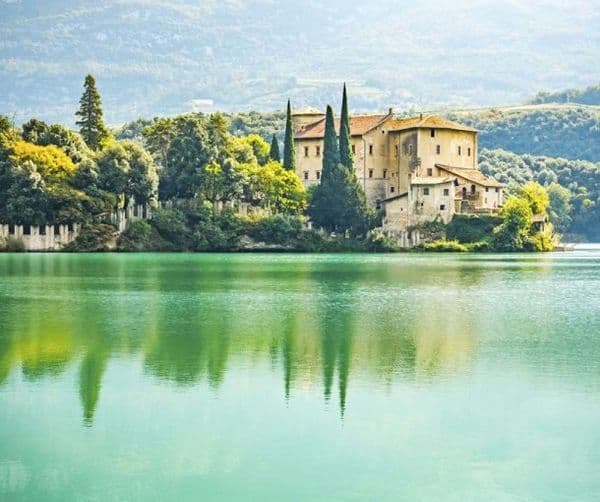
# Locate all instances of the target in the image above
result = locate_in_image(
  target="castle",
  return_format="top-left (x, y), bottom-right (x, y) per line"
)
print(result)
top-left (292, 109), bottom-right (505, 235)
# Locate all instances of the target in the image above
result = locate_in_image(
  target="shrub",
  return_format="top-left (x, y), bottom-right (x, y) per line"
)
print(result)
top-left (446, 214), bottom-right (502, 243)
top-left (119, 220), bottom-right (157, 251)
top-left (246, 214), bottom-right (304, 245)
top-left (0, 237), bottom-right (26, 252)
top-left (64, 224), bottom-right (115, 252)
top-left (366, 232), bottom-right (400, 252)
top-left (422, 239), bottom-right (468, 252)
top-left (151, 207), bottom-right (191, 249)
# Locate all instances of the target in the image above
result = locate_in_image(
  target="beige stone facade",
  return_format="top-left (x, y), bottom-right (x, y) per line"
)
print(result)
top-left (293, 111), bottom-right (505, 234)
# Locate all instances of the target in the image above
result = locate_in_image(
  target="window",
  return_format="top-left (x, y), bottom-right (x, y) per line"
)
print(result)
top-left (471, 184), bottom-right (476, 195)
top-left (394, 144), bottom-right (398, 157)
top-left (316, 146), bottom-right (321, 156)
top-left (436, 145), bottom-right (441, 155)
top-left (316, 171), bottom-right (321, 180)
top-left (369, 144), bottom-right (373, 155)
top-left (440, 204), bottom-right (446, 211)
top-left (427, 168), bottom-right (433, 176)
top-left (368, 169), bottom-right (373, 178)
top-left (495, 188), bottom-right (499, 193)
top-left (423, 187), bottom-right (430, 195)
top-left (458, 146), bottom-right (462, 156)
top-left (304, 146), bottom-right (309, 157)
top-left (390, 186), bottom-right (395, 193)
top-left (352, 144), bottom-right (356, 154)
top-left (430, 129), bottom-right (436, 138)
top-left (485, 187), bottom-right (489, 192)
top-left (23, 225), bottom-right (31, 235)
top-left (383, 170), bottom-right (388, 179)
top-left (468, 147), bottom-right (471, 157)
top-left (443, 188), bottom-right (449, 196)
top-left (408, 144), bottom-right (413, 155)
top-left (303, 171), bottom-right (309, 181)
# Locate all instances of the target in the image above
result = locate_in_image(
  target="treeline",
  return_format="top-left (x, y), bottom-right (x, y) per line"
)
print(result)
top-left (529, 83), bottom-right (600, 106)
top-left (447, 106), bottom-right (600, 162)
top-left (479, 149), bottom-right (600, 241)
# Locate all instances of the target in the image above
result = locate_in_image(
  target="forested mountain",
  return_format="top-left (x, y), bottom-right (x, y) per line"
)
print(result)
top-left (530, 83), bottom-right (600, 106)
top-left (1, 0), bottom-right (599, 124)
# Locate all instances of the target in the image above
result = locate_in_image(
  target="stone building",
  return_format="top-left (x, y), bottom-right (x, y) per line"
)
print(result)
top-left (293, 110), bottom-right (505, 233)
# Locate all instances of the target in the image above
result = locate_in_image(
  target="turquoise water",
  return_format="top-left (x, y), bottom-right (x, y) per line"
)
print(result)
top-left (1, 252), bottom-right (600, 500)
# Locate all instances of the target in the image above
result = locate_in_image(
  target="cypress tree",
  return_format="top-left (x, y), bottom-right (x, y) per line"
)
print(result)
top-left (269, 134), bottom-right (280, 162)
top-left (283, 99), bottom-right (295, 170)
top-left (339, 83), bottom-right (353, 170)
top-left (321, 105), bottom-right (339, 182)
top-left (75, 74), bottom-right (109, 150)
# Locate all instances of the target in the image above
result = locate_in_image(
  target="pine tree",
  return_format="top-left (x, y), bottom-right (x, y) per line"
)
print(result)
top-left (339, 83), bottom-right (353, 170)
top-left (283, 100), bottom-right (295, 170)
top-left (75, 74), bottom-right (108, 150)
top-left (321, 105), bottom-right (339, 182)
top-left (269, 134), bottom-right (280, 161)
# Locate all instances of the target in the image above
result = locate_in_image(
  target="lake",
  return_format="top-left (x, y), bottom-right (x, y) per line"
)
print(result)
top-left (1, 251), bottom-right (600, 500)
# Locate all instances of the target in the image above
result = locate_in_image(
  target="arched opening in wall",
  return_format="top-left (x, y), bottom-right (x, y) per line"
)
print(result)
top-left (462, 187), bottom-right (467, 199)
top-left (471, 184), bottom-right (476, 195)
top-left (23, 225), bottom-right (31, 235)
top-left (54, 225), bottom-right (60, 236)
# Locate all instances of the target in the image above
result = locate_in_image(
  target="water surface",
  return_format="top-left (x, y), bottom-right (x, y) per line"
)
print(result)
top-left (1, 252), bottom-right (600, 500)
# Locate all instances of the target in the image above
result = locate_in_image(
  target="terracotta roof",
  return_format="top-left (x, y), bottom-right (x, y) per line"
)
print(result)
top-left (411, 176), bottom-right (455, 185)
top-left (382, 192), bottom-right (409, 203)
top-left (387, 115), bottom-right (477, 133)
top-left (435, 164), bottom-right (505, 188)
top-left (295, 114), bottom-right (389, 139)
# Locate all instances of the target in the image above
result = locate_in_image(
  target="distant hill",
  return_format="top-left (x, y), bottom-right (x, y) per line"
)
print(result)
top-left (1, 0), bottom-right (599, 124)
top-left (529, 83), bottom-right (600, 106)
top-left (447, 105), bottom-right (600, 162)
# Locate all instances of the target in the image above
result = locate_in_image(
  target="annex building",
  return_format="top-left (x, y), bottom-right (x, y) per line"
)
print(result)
top-left (292, 109), bottom-right (505, 234)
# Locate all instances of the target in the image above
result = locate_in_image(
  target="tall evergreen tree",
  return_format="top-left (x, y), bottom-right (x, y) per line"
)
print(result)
top-left (283, 100), bottom-right (295, 170)
top-left (269, 134), bottom-right (280, 162)
top-left (321, 105), bottom-right (339, 182)
top-left (339, 83), bottom-right (353, 170)
top-left (75, 74), bottom-right (109, 151)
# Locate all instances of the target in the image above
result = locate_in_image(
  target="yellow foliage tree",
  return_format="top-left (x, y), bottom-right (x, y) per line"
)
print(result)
top-left (9, 140), bottom-right (77, 182)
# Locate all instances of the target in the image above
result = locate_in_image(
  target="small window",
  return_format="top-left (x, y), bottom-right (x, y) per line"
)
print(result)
top-left (458, 146), bottom-right (462, 156)
top-left (351, 144), bottom-right (356, 154)
top-left (303, 171), bottom-right (309, 180)
top-left (40, 226), bottom-right (46, 236)
top-left (427, 168), bottom-right (433, 176)
top-left (443, 188), bottom-right (449, 196)
top-left (430, 129), bottom-right (436, 138)
top-left (368, 169), bottom-right (373, 178)
top-left (468, 147), bottom-right (471, 157)
top-left (369, 145), bottom-right (373, 155)
top-left (54, 225), bottom-right (60, 236)
top-left (316, 171), bottom-right (321, 180)
top-left (485, 187), bottom-right (489, 192)
top-left (383, 170), bottom-right (388, 179)
top-left (390, 186), bottom-right (395, 193)
top-left (436, 145), bottom-right (441, 155)
top-left (408, 144), bottom-right (413, 155)
top-left (394, 145), bottom-right (398, 157)
top-left (495, 188), bottom-right (499, 193)
top-left (471, 185), bottom-right (476, 195)
top-left (423, 187), bottom-right (430, 196)
top-left (440, 204), bottom-right (446, 211)
top-left (23, 225), bottom-right (31, 235)
top-left (304, 146), bottom-right (309, 157)
top-left (316, 146), bottom-right (321, 156)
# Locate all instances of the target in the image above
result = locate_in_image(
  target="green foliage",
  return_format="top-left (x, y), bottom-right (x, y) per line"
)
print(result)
top-left (422, 240), bottom-right (468, 252)
top-left (151, 207), bottom-right (192, 249)
top-left (75, 74), bottom-right (109, 150)
top-left (283, 100), bottom-right (295, 171)
top-left (65, 224), bottom-right (115, 252)
top-left (269, 134), bottom-right (280, 162)
top-left (339, 84), bottom-right (353, 170)
top-left (519, 181), bottom-right (549, 215)
top-left (492, 196), bottom-right (534, 251)
top-left (546, 182), bottom-right (572, 234)
top-left (246, 214), bottom-right (304, 246)
top-left (118, 220), bottom-right (155, 251)
top-left (446, 214), bottom-right (502, 243)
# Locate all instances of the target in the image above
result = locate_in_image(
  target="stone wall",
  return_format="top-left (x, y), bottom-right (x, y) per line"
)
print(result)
top-left (0, 223), bottom-right (80, 251)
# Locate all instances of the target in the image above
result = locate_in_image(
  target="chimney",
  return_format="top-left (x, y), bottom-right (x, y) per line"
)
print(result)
top-left (388, 107), bottom-right (393, 116)
top-left (419, 113), bottom-right (423, 120)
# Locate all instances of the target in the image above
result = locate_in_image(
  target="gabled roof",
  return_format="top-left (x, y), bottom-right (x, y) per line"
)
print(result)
top-left (381, 192), bottom-right (409, 203)
top-left (295, 114), bottom-right (389, 139)
top-left (387, 115), bottom-right (477, 133)
top-left (411, 176), bottom-right (455, 186)
top-left (436, 164), bottom-right (505, 188)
